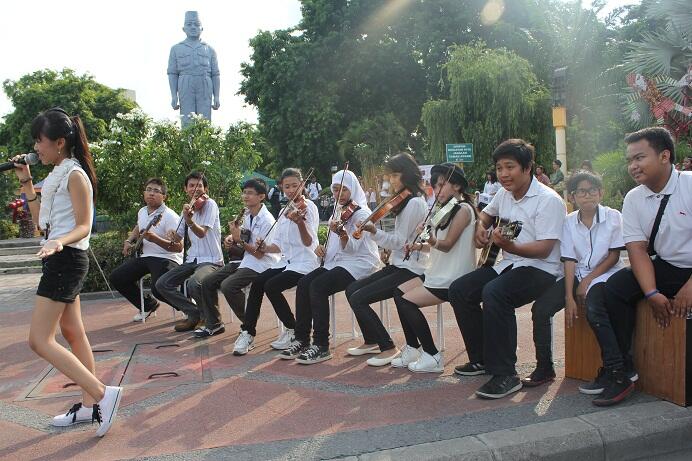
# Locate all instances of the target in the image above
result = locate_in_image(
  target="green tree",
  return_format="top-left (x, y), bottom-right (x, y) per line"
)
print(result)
top-left (93, 110), bottom-right (261, 228)
top-left (421, 43), bottom-right (553, 183)
top-left (0, 68), bottom-right (137, 152)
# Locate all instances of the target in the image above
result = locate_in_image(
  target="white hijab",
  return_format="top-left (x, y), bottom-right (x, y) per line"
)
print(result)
top-left (331, 170), bottom-right (369, 211)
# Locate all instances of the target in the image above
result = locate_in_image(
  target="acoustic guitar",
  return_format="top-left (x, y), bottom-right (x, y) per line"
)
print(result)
top-left (131, 212), bottom-right (164, 256)
top-left (477, 217), bottom-right (523, 267)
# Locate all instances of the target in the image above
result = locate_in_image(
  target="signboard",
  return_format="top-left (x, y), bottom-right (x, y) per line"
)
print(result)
top-left (445, 143), bottom-right (473, 163)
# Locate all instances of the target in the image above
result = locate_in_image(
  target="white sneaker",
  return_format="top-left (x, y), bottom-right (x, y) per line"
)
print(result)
top-left (52, 402), bottom-right (92, 427)
top-left (271, 329), bottom-right (295, 350)
top-left (391, 345), bottom-right (420, 368)
top-left (233, 330), bottom-right (255, 356)
top-left (408, 351), bottom-right (444, 373)
top-left (94, 386), bottom-right (123, 437)
top-left (346, 344), bottom-right (380, 356)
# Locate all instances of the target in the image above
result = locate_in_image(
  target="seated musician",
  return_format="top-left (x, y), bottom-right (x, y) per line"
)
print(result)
top-left (523, 170), bottom-right (625, 390)
top-left (278, 169), bottom-right (379, 364)
top-left (448, 139), bottom-right (566, 399)
top-left (110, 178), bottom-right (183, 321)
top-left (595, 127), bottom-right (692, 406)
top-left (232, 169), bottom-right (319, 353)
top-left (195, 178), bottom-right (279, 344)
top-left (345, 153), bottom-right (429, 367)
top-left (391, 163), bottom-right (475, 373)
top-left (154, 172), bottom-right (224, 332)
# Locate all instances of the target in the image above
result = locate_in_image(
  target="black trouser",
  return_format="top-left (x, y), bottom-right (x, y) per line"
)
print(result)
top-left (109, 256), bottom-right (179, 311)
top-left (393, 287), bottom-right (445, 356)
top-left (242, 268), bottom-right (303, 336)
top-left (155, 262), bottom-right (220, 320)
top-left (605, 258), bottom-right (692, 370)
top-left (294, 267), bottom-right (355, 348)
top-left (448, 265), bottom-right (556, 376)
top-left (346, 265), bottom-right (418, 351)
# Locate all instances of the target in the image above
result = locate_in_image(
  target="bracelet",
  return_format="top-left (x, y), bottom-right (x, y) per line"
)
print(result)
top-left (644, 289), bottom-right (659, 299)
top-left (25, 194), bottom-right (38, 202)
top-left (19, 176), bottom-right (33, 184)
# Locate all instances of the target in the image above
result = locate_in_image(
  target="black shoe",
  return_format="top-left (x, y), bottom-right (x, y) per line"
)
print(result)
top-left (193, 325), bottom-right (225, 338)
top-left (454, 361), bottom-right (486, 376)
top-left (476, 375), bottom-right (522, 399)
top-left (521, 367), bottom-right (556, 387)
top-left (295, 345), bottom-right (332, 365)
top-left (579, 367), bottom-right (610, 395)
top-left (144, 299), bottom-right (160, 313)
top-left (592, 369), bottom-right (635, 407)
top-left (278, 341), bottom-right (308, 360)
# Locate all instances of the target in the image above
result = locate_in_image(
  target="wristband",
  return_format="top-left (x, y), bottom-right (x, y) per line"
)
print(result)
top-left (25, 194), bottom-right (38, 202)
top-left (19, 176), bottom-right (33, 184)
top-left (644, 289), bottom-right (659, 299)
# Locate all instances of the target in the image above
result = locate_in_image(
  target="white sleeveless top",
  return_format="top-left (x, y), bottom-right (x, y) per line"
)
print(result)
top-left (39, 159), bottom-right (93, 250)
top-left (424, 202), bottom-right (476, 289)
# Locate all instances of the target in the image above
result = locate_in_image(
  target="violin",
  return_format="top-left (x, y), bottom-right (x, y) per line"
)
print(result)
top-left (191, 193), bottom-right (209, 213)
top-left (332, 200), bottom-right (359, 237)
top-left (285, 193), bottom-right (308, 220)
top-left (417, 197), bottom-right (461, 242)
top-left (353, 188), bottom-right (411, 239)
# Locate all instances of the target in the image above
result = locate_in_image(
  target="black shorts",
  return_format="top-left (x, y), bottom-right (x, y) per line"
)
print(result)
top-left (36, 246), bottom-right (89, 303)
top-left (424, 286), bottom-right (449, 302)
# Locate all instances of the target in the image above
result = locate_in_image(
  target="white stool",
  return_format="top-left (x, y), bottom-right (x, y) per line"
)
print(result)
top-left (436, 303), bottom-right (445, 352)
top-left (329, 294), bottom-right (359, 347)
top-left (137, 277), bottom-right (152, 323)
top-left (379, 299), bottom-right (391, 332)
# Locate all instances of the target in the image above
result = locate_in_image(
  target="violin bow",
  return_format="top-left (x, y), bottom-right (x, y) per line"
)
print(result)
top-left (403, 166), bottom-right (455, 261)
top-left (173, 141), bottom-right (210, 235)
top-left (321, 161), bottom-right (349, 266)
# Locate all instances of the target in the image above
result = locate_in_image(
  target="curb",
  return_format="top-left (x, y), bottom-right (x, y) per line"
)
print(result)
top-left (329, 401), bottom-right (692, 461)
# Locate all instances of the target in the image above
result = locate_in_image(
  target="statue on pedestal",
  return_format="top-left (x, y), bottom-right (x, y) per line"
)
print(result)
top-left (167, 11), bottom-right (220, 127)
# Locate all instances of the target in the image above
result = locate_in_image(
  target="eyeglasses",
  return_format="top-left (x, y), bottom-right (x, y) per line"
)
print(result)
top-left (144, 187), bottom-right (164, 194)
top-left (573, 187), bottom-right (600, 197)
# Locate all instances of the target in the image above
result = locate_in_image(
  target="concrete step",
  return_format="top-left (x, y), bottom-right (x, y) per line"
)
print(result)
top-left (0, 238), bottom-right (42, 249)
top-left (0, 266), bottom-right (42, 275)
top-left (0, 246), bottom-right (41, 256)
top-left (0, 254), bottom-right (42, 268)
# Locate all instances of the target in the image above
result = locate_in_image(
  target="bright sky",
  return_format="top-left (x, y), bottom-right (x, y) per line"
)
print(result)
top-left (0, 0), bottom-right (637, 128)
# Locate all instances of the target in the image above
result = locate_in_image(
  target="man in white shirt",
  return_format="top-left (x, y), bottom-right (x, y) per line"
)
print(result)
top-left (155, 172), bottom-right (224, 332)
top-left (110, 178), bottom-right (184, 321)
top-left (448, 139), bottom-right (567, 400)
top-left (196, 178), bottom-right (280, 338)
top-left (306, 177), bottom-right (322, 201)
top-left (597, 127), bottom-right (692, 407)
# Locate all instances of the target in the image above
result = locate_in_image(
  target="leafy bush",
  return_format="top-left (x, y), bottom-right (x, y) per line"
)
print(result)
top-left (83, 231), bottom-right (127, 292)
top-left (593, 150), bottom-right (635, 210)
top-left (318, 224), bottom-right (328, 245)
top-left (0, 219), bottom-right (19, 240)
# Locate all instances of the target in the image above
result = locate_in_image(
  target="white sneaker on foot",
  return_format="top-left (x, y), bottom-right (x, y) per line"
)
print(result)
top-left (391, 345), bottom-right (420, 368)
top-left (52, 403), bottom-right (92, 427)
top-left (408, 351), bottom-right (444, 373)
top-left (271, 329), bottom-right (294, 350)
top-left (233, 330), bottom-right (255, 356)
top-left (94, 386), bottom-right (123, 437)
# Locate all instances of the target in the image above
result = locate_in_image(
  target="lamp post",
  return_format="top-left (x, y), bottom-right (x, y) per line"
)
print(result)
top-left (552, 67), bottom-right (568, 177)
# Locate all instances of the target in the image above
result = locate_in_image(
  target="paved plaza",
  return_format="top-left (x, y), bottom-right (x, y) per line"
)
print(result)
top-left (1, 273), bottom-right (691, 460)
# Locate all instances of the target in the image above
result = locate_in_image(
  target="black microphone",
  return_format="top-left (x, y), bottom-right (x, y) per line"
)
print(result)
top-left (0, 153), bottom-right (39, 172)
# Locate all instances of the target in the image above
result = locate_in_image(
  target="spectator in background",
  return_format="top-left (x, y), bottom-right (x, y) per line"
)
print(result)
top-left (267, 182), bottom-right (281, 218)
top-left (367, 187), bottom-right (377, 210)
top-left (683, 155), bottom-right (692, 171)
top-left (550, 159), bottom-right (565, 188)
top-left (581, 159), bottom-right (594, 173)
top-left (477, 170), bottom-right (501, 211)
top-left (380, 174), bottom-right (391, 200)
top-left (306, 177), bottom-right (322, 205)
top-left (535, 166), bottom-right (551, 186)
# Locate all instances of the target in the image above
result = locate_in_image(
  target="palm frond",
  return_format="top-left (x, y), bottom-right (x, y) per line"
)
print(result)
top-left (646, 0), bottom-right (692, 36)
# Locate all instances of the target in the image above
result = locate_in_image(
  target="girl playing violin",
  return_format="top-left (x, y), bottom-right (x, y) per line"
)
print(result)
top-left (393, 163), bottom-right (477, 373)
top-left (279, 169), bottom-right (379, 364)
top-left (345, 153), bottom-right (429, 366)
top-left (234, 168), bottom-right (320, 354)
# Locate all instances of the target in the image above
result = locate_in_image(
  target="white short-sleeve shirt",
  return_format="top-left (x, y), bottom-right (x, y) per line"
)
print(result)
top-left (239, 204), bottom-right (281, 273)
top-left (560, 204), bottom-right (624, 293)
top-left (176, 197), bottom-right (224, 265)
top-left (483, 178), bottom-right (566, 277)
top-left (622, 168), bottom-right (692, 268)
top-left (271, 199), bottom-right (320, 274)
top-left (138, 205), bottom-right (183, 265)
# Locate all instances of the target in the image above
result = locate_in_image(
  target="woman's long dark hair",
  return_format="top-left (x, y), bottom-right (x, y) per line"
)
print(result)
top-left (383, 152), bottom-right (425, 216)
top-left (30, 108), bottom-right (98, 200)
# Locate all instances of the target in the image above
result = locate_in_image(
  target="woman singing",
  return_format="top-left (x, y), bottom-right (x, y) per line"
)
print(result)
top-left (11, 108), bottom-right (122, 437)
